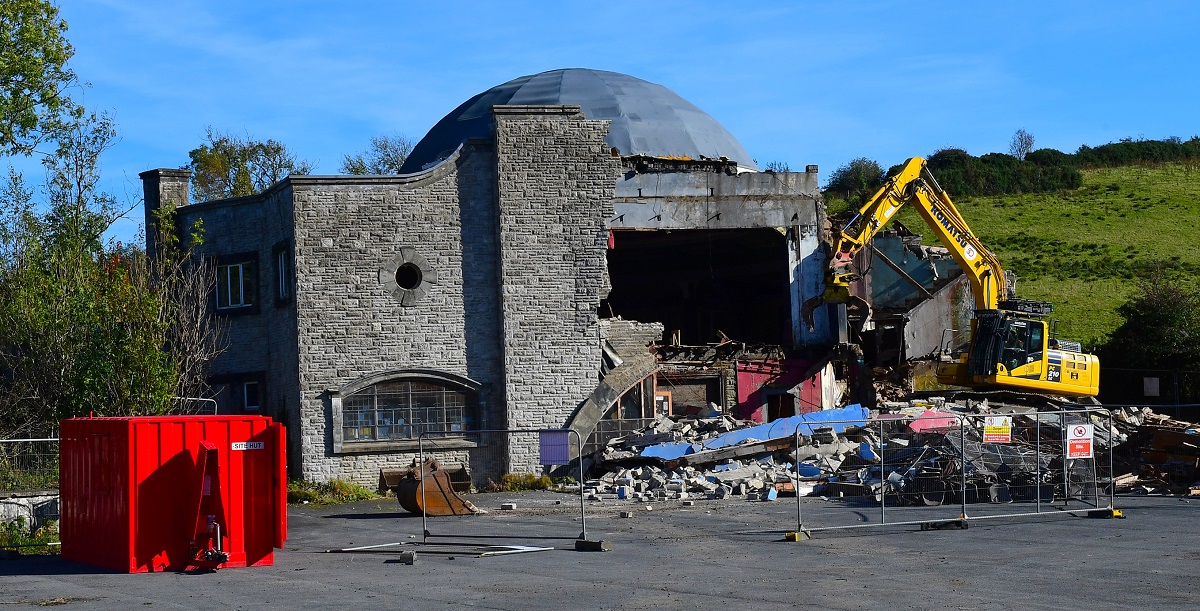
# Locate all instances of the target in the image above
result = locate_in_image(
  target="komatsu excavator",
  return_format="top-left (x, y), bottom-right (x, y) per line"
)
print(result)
top-left (811, 156), bottom-right (1099, 397)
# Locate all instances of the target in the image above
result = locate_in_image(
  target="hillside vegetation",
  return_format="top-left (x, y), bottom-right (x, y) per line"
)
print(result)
top-left (878, 162), bottom-right (1200, 347)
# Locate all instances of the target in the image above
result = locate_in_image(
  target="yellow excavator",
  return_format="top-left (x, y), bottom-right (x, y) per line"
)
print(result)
top-left (813, 156), bottom-right (1099, 397)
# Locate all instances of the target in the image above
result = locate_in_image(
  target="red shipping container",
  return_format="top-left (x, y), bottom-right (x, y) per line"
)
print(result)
top-left (59, 416), bottom-right (287, 572)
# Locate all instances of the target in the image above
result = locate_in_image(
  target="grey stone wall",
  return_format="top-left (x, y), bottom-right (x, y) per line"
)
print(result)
top-left (165, 184), bottom-right (303, 471)
top-left (599, 319), bottom-right (664, 361)
top-left (290, 143), bottom-right (504, 485)
top-left (493, 105), bottom-right (619, 473)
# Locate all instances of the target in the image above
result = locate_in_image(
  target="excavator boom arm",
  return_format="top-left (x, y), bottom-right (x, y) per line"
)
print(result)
top-left (830, 157), bottom-right (1007, 310)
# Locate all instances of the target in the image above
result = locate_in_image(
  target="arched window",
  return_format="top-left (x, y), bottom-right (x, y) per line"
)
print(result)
top-left (340, 377), bottom-right (478, 443)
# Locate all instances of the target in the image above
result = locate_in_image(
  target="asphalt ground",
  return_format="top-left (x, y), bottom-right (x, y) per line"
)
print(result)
top-left (1, 492), bottom-right (1197, 610)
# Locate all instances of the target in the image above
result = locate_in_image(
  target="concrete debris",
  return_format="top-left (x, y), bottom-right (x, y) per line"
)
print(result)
top-left (1110, 407), bottom-right (1200, 494)
top-left (584, 399), bottom-right (1200, 505)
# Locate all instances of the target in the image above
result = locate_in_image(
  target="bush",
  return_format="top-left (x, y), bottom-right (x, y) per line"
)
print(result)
top-left (1025, 148), bottom-right (1071, 167)
top-left (824, 157), bottom-right (885, 204)
top-left (923, 148), bottom-right (1081, 196)
top-left (1075, 136), bottom-right (1200, 168)
top-left (484, 473), bottom-right (553, 492)
top-left (0, 518), bottom-right (59, 555)
top-left (287, 479), bottom-right (380, 505)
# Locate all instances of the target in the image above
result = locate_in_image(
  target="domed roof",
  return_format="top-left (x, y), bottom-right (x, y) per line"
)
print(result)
top-left (399, 68), bottom-right (757, 173)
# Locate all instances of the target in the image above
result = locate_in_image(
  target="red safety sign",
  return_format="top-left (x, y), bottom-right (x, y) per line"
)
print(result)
top-left (1067, 423), bottom-right (1094, 459)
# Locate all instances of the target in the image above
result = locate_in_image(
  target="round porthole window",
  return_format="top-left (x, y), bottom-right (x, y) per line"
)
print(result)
top-left (395, 263), bottom-right (422, 290)
top-left (379, 248), bottom-right (436, 306)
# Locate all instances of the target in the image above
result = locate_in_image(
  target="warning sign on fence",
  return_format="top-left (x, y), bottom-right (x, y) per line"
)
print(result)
top-left (1067, 424), bottom-right (1094, 459)
top-left (983, 416), bottom-right (1012, 443)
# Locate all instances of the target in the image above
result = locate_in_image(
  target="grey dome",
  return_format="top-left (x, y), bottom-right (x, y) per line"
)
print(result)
top-left (399, 68), bottom-right (757, 173)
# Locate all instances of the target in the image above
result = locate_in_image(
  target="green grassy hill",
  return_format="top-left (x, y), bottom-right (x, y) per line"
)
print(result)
top-left (842, 162), bottom-right (1200, 348)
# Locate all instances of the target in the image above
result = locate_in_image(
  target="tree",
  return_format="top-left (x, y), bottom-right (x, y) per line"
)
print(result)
top-left (0, 112), bottom-right (225, 437)
top-left (340, 134), bottom-right (413, 175)
top-left (0, 0), bottom-right (78, 156)
top-left (764, 160), bottom-right (790, 172)
top-left (187, 128), bottom-right (313, 202)
top-left (1099, 274), bottom-right (1200, 371)
top-left (825, 157), bottom-right (884, 204)
top-left (1009, 128), bottom-right (1035, 161)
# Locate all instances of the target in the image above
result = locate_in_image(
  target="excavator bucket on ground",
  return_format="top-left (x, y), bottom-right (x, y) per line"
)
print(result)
top-left (385, 460), bottom-right (478, 516)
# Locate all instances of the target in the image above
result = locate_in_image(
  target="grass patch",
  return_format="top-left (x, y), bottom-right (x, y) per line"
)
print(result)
top-left (287, 479), bottom-right (382, 505)
top-left (0, 518), bottom-right (59, 555)
top-left (483, 473), bottom-right (553, 492)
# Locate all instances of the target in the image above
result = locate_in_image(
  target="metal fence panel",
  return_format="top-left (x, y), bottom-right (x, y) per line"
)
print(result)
top-left (0, 438), bottom-right (60, 492)
top-left (792, 409), bottom-right (1115, 536)
top-left (792, 415), bottom-right (967, 534)
top-left (584, 418), bottom-right (654, 456)
top-left (419, 429), bottom-right (587, 544)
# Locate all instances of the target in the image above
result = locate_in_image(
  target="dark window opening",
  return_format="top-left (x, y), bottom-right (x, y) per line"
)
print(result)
top-left (658, 375), bottom-right (721, 417)
top-left (765, 391), bottom-right (796, 422)
top-left (603, 229), bottom-right (790, 344)
top-left (273, 240), bottom-right (292, 305)
top-left (208, 372), bottom-right (264, 414)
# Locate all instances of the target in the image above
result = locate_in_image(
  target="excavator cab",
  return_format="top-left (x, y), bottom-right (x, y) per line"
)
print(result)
top-left (969, 311), bottom-right (1043, 376)
top-left (950, 310), bottom-right (1099, 397)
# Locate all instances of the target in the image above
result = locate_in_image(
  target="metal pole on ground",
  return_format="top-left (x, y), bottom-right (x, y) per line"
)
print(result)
top-left (794, 426), bottom-right (803, 534)
top-left (879, 419), bottom-right (886, 525)
top-left (959, 415), bottom-right (967, 520)
top-left (1061, 412), bottom-right (1069, 507)
top-left (1108, 410), bottom-right (1116, 511)
top-left (419, 435), bottom-right (428, 542)
top-left (1036, 414), bottom-right (1042, 514)
top-left (573, 430), bottom-right (587, 541)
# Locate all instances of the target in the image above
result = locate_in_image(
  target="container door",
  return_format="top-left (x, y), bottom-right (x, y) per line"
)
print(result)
top-left (271, 421), bottom-right (287, 548)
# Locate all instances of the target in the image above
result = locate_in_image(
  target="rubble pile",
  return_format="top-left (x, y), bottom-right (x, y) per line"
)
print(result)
top-left (1108, 407), bottom-right (1200, 495)
top-left (582, 400), bottom-right (1200, 505)
top-left (583, 415), bottom-right (804, 502)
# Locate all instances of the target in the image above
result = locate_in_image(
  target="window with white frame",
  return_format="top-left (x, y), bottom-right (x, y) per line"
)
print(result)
top-left (216, 258), bottom-right (256, 310)
top-left (243, 380), bottom-right (261, 411)
top-left (342, 379), bottom-right (476, 442)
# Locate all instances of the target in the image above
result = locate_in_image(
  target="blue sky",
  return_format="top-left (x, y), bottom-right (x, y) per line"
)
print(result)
top-left (9, 0), bottom-right (1200, 244)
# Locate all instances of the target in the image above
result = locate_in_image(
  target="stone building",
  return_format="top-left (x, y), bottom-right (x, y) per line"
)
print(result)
top-left (141, 69), bottom-right (831, 484)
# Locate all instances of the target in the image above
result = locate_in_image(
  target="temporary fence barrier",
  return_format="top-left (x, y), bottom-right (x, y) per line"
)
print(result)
top-left (0, 438), bottom-right (60, 492)
top-left (419, 429), bottom-right (588, 545)
top-left (789, 408), bottom-right (1118, 537)
top-left (584, 417), bottom-right (655, 456)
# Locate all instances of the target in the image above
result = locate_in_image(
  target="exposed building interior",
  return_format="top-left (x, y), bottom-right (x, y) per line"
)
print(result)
top-left (602, 228), bottom-right (791, 346)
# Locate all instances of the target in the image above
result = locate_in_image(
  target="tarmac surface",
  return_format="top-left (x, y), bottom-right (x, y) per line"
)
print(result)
top-left (1, 492), bottom-right (1197, 610)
